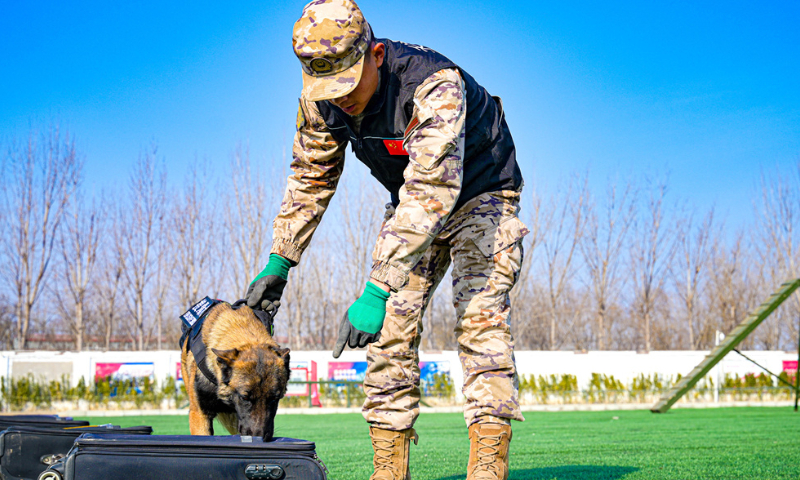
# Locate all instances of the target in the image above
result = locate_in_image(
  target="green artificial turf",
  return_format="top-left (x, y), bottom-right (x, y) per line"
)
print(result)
top-left (78, 407), bottom-right (800, 479)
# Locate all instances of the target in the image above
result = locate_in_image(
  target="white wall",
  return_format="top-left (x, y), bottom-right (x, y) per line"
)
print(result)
top-left (2, 349), bottom-right (796, 399)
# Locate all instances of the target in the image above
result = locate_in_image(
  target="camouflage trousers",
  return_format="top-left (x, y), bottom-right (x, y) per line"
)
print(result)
top-left (362, 190), bottom-right (528, 430)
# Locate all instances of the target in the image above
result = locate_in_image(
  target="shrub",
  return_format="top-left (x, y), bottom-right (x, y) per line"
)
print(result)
top-left (0, 375), bottom-right (188, 411)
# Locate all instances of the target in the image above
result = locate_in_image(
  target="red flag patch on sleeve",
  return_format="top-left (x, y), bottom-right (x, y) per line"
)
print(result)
top-left (404, 116), bottom-right (420, 138)
top-left (383, 139), bottom-right (408, 156)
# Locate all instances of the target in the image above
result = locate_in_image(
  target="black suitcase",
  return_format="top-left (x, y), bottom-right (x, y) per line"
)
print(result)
top-left (39, 434), bottom-right (328, 480)
top-left (0, 425), bottom-right (153, 480)
top-left (0, 416), bottom-right (89, 430)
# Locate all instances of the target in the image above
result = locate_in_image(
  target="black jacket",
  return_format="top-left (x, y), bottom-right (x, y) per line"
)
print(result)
top-left (317, 38), bottom-right (522, 211)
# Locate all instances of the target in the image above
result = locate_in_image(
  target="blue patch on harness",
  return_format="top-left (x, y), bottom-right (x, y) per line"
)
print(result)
top-left (181, 297), bottom-right (216, 330)
top-left (179, 296), bottom-right (222, 351)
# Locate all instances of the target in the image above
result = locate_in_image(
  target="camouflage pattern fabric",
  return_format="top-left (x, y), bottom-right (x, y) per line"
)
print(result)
top-left (293, 0), bottom-right (373, 102)
top-left (271, 96), bottom-right (346, 262)
top-left (270, 49), bottom-right (524, 428)
top-left (363, 190), bottom-right (528, 429)
top-left (270, 68), bottom-right (464, 273)
top-left (370, 68), bottom-right (466, 291)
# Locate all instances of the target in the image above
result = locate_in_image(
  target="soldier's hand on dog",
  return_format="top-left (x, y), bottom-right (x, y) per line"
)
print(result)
top-left (246, 254), bottom-right (291, 314)
top-left (246, 275), bottom-right (286, 313)
top-left (332, 281), bottom-right (390, 358)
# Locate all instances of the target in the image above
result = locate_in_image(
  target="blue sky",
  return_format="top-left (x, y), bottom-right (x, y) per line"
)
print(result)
top-left (1, 0), bottom-right (798, 231)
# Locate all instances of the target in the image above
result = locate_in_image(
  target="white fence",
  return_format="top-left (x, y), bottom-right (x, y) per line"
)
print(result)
top-left (2, 349), bottom-right (797, 400)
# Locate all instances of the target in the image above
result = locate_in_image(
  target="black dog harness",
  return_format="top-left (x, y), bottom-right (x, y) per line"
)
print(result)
top-left (179, 297), bottom-right (275, 386)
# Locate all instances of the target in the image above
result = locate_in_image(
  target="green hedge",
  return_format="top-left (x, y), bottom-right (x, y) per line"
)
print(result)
top-left (1, 371), bottom-right (795, 411)
top-left (0, 375), bottom-right (187, 410)
top-left (518, 372), bottom-right (796, 404)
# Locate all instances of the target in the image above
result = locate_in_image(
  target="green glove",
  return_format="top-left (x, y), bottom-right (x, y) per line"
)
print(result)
top-left (245, 254), bottom-right (292, 314)
top-left (332, 281), bottom-right (390, 358)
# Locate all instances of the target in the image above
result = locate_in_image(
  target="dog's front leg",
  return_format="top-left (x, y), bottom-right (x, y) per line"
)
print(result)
top-left (189, 408), bottom-right (214, 435)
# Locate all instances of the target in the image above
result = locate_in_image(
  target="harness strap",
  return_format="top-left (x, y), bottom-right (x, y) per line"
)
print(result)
top-left (179, 297), bottom-right (277, 386)
top-left (190, 326), bottom-right (219, 386)
top-left (179, 297), bottom-right (223, 386)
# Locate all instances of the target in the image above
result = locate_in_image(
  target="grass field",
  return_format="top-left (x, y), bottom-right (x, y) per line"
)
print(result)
top-left (77, 407), bottom-right (800, 479)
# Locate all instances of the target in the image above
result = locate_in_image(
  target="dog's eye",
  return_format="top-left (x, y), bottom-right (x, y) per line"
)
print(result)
top-left (238, 391), bottom-right (252, 402)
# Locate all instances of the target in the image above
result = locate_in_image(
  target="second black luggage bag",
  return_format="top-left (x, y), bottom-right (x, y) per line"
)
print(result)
top-left (0, 424), bottom-right (153, 480)
top-left (0, 416), bottom-right (89, 430)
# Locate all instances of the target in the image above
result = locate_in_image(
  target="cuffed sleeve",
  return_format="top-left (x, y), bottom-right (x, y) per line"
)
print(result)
top-left (270, 96), bottom-right (347, 263)
top-left (370, 69), bottom-right (466, 290)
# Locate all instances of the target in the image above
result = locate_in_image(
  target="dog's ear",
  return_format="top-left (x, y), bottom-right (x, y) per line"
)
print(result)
top-left (212, 348), bottom-right (239, 384)
top-left (212, 348), bottom-right (239, 364)
top-left (276, 347), bottom-right (290, 363)
top-left (277, 347), bottom-right (291, 379)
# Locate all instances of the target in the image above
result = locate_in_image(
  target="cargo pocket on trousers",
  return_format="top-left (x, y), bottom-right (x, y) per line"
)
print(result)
top-left (470, 216), bottom-right (529, 258)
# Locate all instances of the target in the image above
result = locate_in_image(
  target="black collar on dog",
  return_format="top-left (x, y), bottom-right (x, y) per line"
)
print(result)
top-left (179, 297), bottom-right (277, 387)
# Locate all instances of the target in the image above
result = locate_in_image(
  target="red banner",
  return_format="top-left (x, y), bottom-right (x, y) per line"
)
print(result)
top-left (783, 360), bottom-right (798, 373)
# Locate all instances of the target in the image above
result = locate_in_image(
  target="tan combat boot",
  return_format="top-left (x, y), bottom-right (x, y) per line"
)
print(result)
top-left (467, 423), bottom-right (512, 480)
top-left (369, 426), bottom-right (418, 480)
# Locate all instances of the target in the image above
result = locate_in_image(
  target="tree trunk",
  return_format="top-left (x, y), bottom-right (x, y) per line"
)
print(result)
top-left (75, 301), bottom-right (83, 351)
top-left (596, 306), bottom-right (605, 350)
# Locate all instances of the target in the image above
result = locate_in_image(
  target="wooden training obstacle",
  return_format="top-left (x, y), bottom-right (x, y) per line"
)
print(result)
top-left (651, 278), bottom-right (800, 413)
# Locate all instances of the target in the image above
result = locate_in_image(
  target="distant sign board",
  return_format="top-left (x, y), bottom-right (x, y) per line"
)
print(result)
top-left (95, 362), bottom-right (155, 381)
top-left (288, 368), bottom-right (309, 396)
top-left (783, 361), bottom-right (798, 373)
top-left (420, 361), bottom-right (450, 383)
top-left (287, 361), bottom-right (320, 406)
top-left (328, 361), bottom-right (367, 382)
top-left (327, 361), bottom-right (450, 385)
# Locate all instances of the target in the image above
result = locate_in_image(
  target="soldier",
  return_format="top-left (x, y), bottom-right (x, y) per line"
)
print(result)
top-left (246, 1), bottom-right (528, 479)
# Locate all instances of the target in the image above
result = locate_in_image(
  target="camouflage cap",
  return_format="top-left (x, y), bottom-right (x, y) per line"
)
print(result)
top-left (292, 0), bottom-right (373, 101)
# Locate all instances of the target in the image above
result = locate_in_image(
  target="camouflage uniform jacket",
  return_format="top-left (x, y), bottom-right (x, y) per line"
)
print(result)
top-left (272, 42), bottom-right (521, 291)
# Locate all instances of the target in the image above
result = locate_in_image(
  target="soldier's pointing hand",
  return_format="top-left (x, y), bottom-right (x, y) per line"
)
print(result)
top-left (332, 281), bottom-right (390, 358)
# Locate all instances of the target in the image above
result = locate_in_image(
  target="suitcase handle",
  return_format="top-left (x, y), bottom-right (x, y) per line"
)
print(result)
top-left (245, 464), bottom-right (284, 479)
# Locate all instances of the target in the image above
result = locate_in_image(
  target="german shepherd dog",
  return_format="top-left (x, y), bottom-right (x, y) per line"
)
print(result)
top-left (180, 302), bottom-right (290, 440)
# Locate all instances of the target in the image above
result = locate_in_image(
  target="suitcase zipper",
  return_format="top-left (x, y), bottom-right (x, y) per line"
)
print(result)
top-left (313, 452), bottom-right (329, 476)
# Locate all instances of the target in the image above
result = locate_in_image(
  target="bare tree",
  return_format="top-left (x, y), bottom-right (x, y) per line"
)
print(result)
top-left (538, 176), bottom-right (588, 349)
top-left (0, 295), bottom-right (12, 350)
top-left (0, 126), bottom-right (81, 349)
top-left (671, 208), bottom-right (715, 349)
top-left (335, 180), bottom-right (386, 302)
top-left (173, 159), bottom-right (219, 309)
top-left (753, 163), bottom-right (800, 349)
top-left (707, 232), bottom-right (761, 348)
top-left (95, 203), bottom-right (127, 350)
top-left (224, 144), bottom-right (278, 295)
top-left (507, 189), bottom-right (544, 350)
top-left (630, 177), bottom-right (675, 352)
top-left (120, 146), bottom-right (167, 350)
top-left (580, 179), bottom-right (635, 350)
top-left (151, 223), bottom-right (174, 350)
top-left (55, 192), bottom-right (103, 351)
top-left (293, 246), bottom-right (339, 349)
top-left (279, 170), bottom-right (383, 349)
top-left (281, 246), bottom-right (323, 349)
